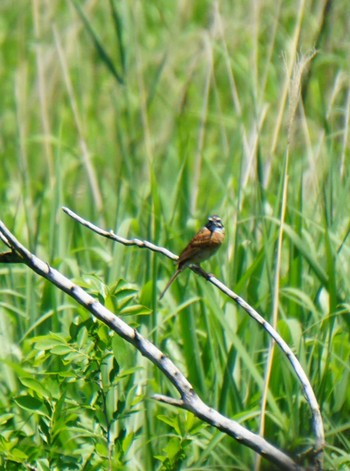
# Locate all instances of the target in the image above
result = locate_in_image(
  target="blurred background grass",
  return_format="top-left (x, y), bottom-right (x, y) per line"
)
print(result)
top-left (0, 0), bottom-right (350, 469)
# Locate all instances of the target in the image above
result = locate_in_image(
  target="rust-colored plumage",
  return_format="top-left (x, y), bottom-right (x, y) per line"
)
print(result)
top-left (159, 215), bottom-right (225, 299)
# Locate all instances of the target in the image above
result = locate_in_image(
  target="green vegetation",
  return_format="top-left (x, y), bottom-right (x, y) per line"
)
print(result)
top-left (0, 0), bottom-right (349, 469)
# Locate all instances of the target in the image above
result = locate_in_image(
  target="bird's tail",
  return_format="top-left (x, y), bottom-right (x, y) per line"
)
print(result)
top-left (159, 269), bottom-right (182, 300)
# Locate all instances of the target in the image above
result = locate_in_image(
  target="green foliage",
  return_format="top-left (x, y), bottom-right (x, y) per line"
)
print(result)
top-left (0, 311), bottom-right (145, 470)
top-left (0, 0), bottom-right (350, 469)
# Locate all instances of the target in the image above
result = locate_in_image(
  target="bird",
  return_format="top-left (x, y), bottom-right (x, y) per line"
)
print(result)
top-left (159, 215), bottom-right (225, 299)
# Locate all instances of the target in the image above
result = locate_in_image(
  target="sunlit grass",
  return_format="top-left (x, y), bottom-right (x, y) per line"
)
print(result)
top-left (0, 0), bottom-right (349, 469)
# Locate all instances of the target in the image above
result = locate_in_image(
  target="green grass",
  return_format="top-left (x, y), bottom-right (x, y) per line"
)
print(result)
top-left (0, 0), bottom-right (350, 469)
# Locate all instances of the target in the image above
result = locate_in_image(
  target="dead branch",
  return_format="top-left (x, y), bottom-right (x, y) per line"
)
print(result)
top-left (0, 216), bottom-right (323, 470)
top-left (62, 207), bottom-right (325, 468)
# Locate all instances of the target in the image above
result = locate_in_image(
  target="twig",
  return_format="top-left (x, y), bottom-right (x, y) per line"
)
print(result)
top-left (0, 219), bottom-right (301, 470)
top-left (62, 207), bottom-right (325, 468)
top-left (62, 206), bottom-right (177, 260)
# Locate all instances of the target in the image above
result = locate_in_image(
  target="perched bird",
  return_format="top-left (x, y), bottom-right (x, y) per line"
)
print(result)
top-left (159, 215), bottom-right (225, 299)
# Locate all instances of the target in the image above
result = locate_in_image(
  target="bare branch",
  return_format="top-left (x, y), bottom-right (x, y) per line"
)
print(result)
top-left (0, 250), bottom-right (24, 264)
top-left (210, 275), bottom-right (325, 458)
top-left (0, 219), bottom-right (302, 470)
top-left (62, 206), bottom-right (177, 261)
top-left (63, 207), bottom-right (325, 468)
top-left (152, 394), bottom-right (185, 407)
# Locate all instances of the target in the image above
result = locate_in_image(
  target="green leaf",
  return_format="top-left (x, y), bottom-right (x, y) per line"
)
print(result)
top-left (32, 333), bottom-right (69, 351)
top-left (14, 395), bottom-right (49, 417)
top-left (18, 377), bottom-right (50, 399)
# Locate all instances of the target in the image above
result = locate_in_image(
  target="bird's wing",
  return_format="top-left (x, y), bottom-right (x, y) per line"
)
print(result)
top-left (177, 227), bottom-right (213, 265)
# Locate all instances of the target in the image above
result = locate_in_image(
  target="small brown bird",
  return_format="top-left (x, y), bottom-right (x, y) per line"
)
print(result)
top-left (159, 215), bottom-right (225, 299)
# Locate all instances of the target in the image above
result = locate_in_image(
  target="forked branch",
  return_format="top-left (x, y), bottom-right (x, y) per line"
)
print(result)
top-left (0, 213), bottom-right (323, 470)
top-left (62, 207), bottom-right (325, 465)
